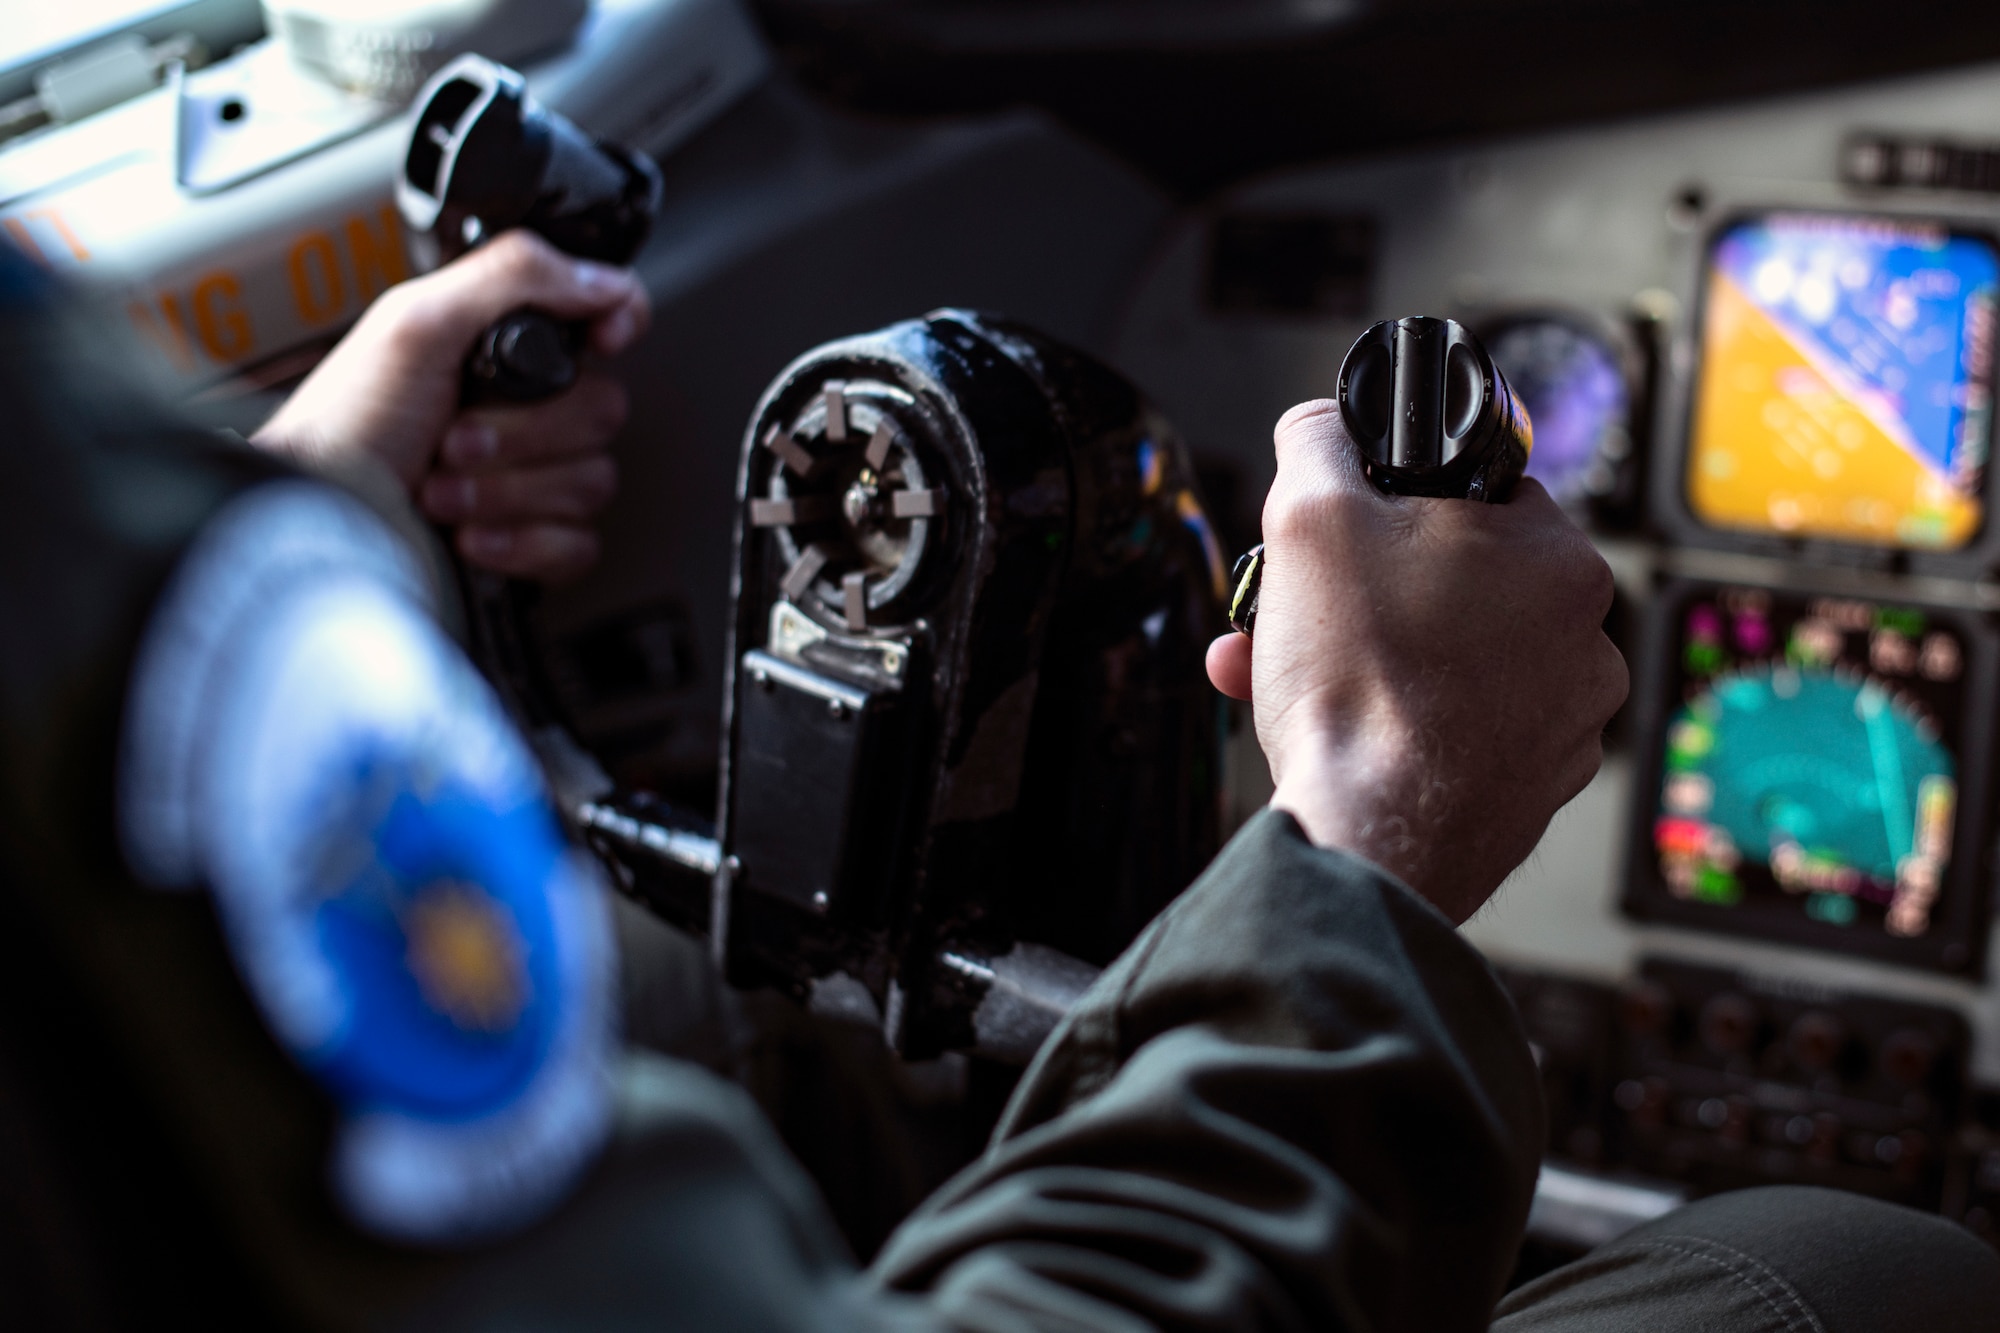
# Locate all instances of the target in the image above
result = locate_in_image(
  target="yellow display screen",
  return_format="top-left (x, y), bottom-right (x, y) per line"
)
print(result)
top-left (1686, 214), bottom-right (1999, 550)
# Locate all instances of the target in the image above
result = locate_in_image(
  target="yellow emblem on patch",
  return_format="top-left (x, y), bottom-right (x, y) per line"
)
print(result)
top-left (404, 882), bottom-right (530, 1032)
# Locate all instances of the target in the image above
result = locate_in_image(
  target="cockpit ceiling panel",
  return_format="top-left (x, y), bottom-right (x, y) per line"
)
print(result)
top-left (754, 0), bottom-right (2000, 193)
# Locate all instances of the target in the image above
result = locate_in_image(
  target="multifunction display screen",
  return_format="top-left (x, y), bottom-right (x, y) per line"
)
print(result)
top-left (1686, 213), bottom-right (1999, 550)
top-left (1630, 583), bottom-right (1990, 971)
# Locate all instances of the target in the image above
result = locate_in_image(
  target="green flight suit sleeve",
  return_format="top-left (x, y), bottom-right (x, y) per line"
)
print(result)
top-left (413, 808), bottom-right (1540, 1333)
top-left (869, 806), bottom-right (1545, 1332)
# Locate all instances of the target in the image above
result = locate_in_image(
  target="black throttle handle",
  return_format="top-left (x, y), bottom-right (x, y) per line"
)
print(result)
top-left (398, 53), bottom-right (662, 406)
top-left (395, 54), bottom-right (663, 721)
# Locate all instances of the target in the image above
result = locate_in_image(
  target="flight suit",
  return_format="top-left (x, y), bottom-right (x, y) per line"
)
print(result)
top-left (407, 811), bottom-right (2000, 1333)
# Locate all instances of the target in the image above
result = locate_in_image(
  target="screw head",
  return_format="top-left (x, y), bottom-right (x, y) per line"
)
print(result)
top-left (842, 480), bottom-right (878, 528)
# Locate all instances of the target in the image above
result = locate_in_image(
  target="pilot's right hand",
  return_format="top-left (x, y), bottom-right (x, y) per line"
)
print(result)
top-left (1206, 399), bottom-right (1627, 924)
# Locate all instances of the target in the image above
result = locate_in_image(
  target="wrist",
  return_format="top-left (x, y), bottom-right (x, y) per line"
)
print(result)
top-left (1267, 721), bottom-right (1463, 919)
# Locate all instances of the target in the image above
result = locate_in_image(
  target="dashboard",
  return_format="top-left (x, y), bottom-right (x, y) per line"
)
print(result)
top-left (1099, 60), bottom-right (2000, 1238)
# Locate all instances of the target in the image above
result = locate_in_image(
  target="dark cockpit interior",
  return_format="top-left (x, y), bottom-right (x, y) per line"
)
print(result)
top-left (13, 0), bottom-right (2000, 1312)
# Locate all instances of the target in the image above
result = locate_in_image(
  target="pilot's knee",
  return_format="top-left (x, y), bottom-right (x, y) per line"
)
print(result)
top-left (1615, 1186), bottom-right (2000, 1328)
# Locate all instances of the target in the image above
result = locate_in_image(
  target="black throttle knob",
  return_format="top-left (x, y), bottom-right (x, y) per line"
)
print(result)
top-left (1338, 316), bottom-right (1532, 502)
top-left (1228, 317), bottom-right (1534, 638)
top-left (468, 310), bottom-right (584, 400)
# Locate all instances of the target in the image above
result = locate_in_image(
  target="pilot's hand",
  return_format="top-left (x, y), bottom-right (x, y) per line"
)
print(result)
top-left (252, 230), bottom-right (650, 582)
top-left (1206, 400), bottom-right (1626, 923)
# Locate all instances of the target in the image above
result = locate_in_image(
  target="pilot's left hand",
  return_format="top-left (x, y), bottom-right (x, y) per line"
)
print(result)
top-left (252, 230), bottom-right (651, 583)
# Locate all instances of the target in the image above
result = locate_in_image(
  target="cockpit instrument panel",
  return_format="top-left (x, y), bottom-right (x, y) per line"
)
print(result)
top-left (1682, 213), bottom-right (2000, 556)
top-left (1106, 49), bottom-right (2000, 1240)
top-left (1625, 579), bottom-right (1997, 974)
top-left (1485, 314), bottom-right (1636, 513)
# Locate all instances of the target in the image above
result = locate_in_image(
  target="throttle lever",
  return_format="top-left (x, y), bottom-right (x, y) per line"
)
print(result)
top-left (398, 53), bottom-right (660, 404)
top-left (396, 54), bottom-right (662, 712)
top-left (1228, 316), bottom-right (1533, 637)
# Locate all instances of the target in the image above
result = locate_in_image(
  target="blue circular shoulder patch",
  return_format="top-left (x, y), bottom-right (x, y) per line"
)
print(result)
top-left (314, 765), bottom-right (568, 1121)
top-left (120, 484), bottom-right (617, 1245)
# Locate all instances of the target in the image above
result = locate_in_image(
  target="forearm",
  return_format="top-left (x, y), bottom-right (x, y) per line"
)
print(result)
top-left (871, 808), bottom-right (1544, 1332)
top-left (411, 810), bottom-right (1541, 1332)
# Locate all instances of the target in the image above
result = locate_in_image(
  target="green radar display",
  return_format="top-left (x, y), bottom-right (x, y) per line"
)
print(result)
top-left (1659, 668), bottom-right (1953, 934)
top-left (1631, 583), bottom-right (1993, 971)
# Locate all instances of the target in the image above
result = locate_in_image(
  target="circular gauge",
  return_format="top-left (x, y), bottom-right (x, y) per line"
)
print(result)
top-left (1484, 316), bottom-right (1631, 507)
top-left (1657, 664), bottom-right (1955, 936)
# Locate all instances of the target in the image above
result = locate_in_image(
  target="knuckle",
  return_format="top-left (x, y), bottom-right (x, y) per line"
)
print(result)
top-left (1263, 485), bottom-right (1346, 546)
top-left (1567, 738), bottom-right (1606, 799)
top-left (1273, 398), bottom-right (1342, 442)
top-left (1270, 402), bottom-right (1351, 478)
top-left (488, 227), bottom-right (543, 264)
top-left (374, 284), bottom-right (440, 349)
top-left (1604, 645), bottom-right (1632, 707)
top-left (360, 279), bottom-right (410, 327)
top-left (489, 230), bottom-right (557, 288)
top-left (1580, 552), bottom-right (1616, 615)
top-left (381, 289), bottom-right (474, 365)
top-left (1545, 533), bottom-right (1615, 615)
top-left (1588, 642), bottom-right (1630, 717)
top-left (500, 244), bottom-right (546, 290)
